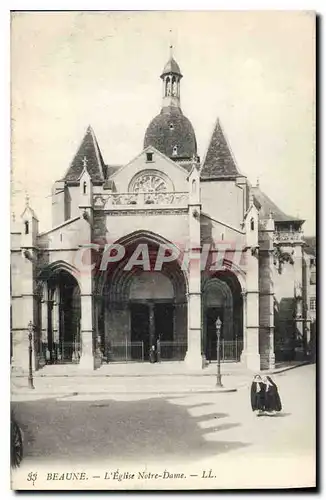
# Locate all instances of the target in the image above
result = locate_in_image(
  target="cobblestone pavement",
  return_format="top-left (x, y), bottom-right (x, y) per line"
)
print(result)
top-left (11, 365), bottom-right (315, 489)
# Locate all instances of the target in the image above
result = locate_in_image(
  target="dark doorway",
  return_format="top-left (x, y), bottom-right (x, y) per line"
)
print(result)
top-left (205, 307), bottom-right (224, 361)
top-left (154, 303), bottom-right (174, 343)
top-left (46, 271), bottom-right (81, 364)
top-left (130, 303), bottom-right (150, 359)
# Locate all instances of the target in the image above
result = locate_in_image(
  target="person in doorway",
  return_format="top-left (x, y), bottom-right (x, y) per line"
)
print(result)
top-left (149, 345), bottom-right (156, 364)
top-left (262, 375), bottom-right (282, 413)
top-left (250, 374), bottom-right (266, 415)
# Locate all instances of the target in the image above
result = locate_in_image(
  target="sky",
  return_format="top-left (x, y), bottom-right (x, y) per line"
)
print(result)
top-left (11, 10), bottom-right (316, 234)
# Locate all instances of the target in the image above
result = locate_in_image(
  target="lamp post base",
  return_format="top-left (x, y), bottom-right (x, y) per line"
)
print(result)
top-left (216, 375), bottom-right (223, 388)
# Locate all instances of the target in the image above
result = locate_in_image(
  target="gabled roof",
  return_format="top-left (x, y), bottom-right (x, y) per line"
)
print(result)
top-left (109, 145), bottom-right (189, 180)
top-left (251, 186), bottom-right (304, 224)
top-left (64, 126), bottom-right (105, 182)
top-left (200, 119), bottom-right (241, 180)
top-left (21, 204), bottom-right (38, 221)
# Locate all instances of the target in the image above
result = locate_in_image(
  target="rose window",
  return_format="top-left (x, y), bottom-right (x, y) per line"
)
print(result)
top-left (132, 173), bottom-right (168, 193)
top-left (129, 170), bottom-right (174, 204)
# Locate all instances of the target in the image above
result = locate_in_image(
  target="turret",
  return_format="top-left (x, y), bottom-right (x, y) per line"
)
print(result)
top-left (160, 46), bottom-right (183, 109)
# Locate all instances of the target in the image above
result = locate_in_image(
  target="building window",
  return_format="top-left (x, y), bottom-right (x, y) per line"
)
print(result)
top-left (24, 221), bottom-right (29, 235)
top-left (172, 146), bottom-right (178, 156)
top-left (250, 218), bottom-right (255, 231)
top-left (83, 181), bottom-right (87, 195)
top-left (310, 258), bottom-right (315, 267)
top-left (310, 271), bottom-right (316, 285)
top-left (310, 297), bottom-right (316, 311)
top-left (146, 152), bottom-right (153, 162)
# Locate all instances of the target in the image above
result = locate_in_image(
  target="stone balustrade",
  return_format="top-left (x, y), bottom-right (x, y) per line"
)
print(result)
top-left (93, 191), bottom-right (189, 209)
top-left (273, 231), bottom-right (304, 243)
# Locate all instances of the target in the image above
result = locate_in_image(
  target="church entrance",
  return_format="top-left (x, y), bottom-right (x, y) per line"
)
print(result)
top-left (38, 269), bottom-right (81, 366)
top-left (203, 270), bottom-right (243, 362)
top-left (99, 231), bottom-right (188, 364)
top-left (130, 301), bottom-right (174, 361)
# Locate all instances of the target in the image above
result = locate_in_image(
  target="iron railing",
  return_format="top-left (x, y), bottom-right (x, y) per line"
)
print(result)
top-left (158, 341), bottom-right (187, 361)
top-left (104, 341), bottom-right (145, 362)
top-left (42, 341), bottom-right (81, 364)
top-left (206, 339), bottom-right (243, 362)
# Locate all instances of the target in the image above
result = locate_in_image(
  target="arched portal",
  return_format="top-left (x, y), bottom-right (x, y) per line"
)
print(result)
top-left (96, 231), bottom-right (188, 362)
top-left (202, 270), bottom-right (243, 362)
top-left (39, 269), bottom-right (81, 364)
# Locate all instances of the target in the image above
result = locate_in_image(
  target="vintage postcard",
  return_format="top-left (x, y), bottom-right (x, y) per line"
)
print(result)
top-left (10, 10), bottom-right (316, 490)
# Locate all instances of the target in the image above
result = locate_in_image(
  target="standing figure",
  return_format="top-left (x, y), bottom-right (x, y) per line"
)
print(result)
top-left (250, 375), bottom-right (266, 415)
top-left (149, 345), bottom-right (156, 364)
top-left (262, 375), bottom-right (282, 413)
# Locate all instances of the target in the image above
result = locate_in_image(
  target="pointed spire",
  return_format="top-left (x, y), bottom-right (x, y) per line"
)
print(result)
top-left (25, 191), bottom-right (30, 207)
top-left (64, 125), bottom-right (105, 182)
top-left (256, 177), bottom-right (260, 188)
top-left (201, 119), bottom-right (240, 179)
top-left (160, 35), bottom-right (182, 79)
top-left (169, 29), bottom-right (174, 60)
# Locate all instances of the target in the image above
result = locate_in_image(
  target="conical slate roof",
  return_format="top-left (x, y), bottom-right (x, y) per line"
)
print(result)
top-left (160, 57), bottom-right (182, 78)
top-left (64, 126), bottom-right (105, 182)
top-left (200, 119), bottom-right (240, 179)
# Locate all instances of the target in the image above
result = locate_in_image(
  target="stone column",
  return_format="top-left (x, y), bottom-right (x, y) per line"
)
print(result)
top-left (184, 161), bottom-right (203, 370)
top-left (79, 293), bottom-right (94, 369)
top-left (241, 250), bottom-right (261, 371)
top-left (79, 259), bottom-right (94, 370)
top-left (149, 302), bottom-right (155, 351)
top-left (52, 287), bottom-right (61, 361)
top-left (258, 218), bottom-right (275, 370)
top-left (37, 284), bottom-right (47, 368)
top-left (293, 243), bottom-right (305, 360)
top-left (93, 293), bottom-right (103, 369)
top-left (241, 290), bottom-right (247, 358)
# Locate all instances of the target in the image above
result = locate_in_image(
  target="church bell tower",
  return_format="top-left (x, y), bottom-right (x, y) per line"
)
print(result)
top-left (160, 46), bottom-right (183, 109)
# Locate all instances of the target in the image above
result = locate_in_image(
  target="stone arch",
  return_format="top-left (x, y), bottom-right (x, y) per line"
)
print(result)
top-left (95, 230), bottom-right (188, 362)
top-left (202, 269), bottom-right (243, 361)
top-left (37, 263), bottom-right (81, 365)
top-left (38, 260), bottom-right (81, 288)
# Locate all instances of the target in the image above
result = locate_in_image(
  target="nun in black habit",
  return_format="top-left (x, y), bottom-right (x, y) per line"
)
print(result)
top-left (262, 375), bottom-right (282, 413)
top-left (250, 375), bottom-right (266, 414)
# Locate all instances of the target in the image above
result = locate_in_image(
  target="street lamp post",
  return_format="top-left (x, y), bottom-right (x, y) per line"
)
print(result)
top-left (215, 316), bottom-right (223, 387)
top-left (28, 321), bottom-right (35, 390)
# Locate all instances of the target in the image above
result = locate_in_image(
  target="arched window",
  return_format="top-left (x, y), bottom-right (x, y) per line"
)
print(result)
top-left (250, 218), bottom-right (255, 231)
top-left (192, 179), bottom-right (196, 194)
top-left (83, 181), bottom-right (87, 195)
top-left (24, 220), bottom-right (29, 235)
top-left (165, 77), bottom-right (171, 96)
top-left (172, 145), bottom-right (178, 156)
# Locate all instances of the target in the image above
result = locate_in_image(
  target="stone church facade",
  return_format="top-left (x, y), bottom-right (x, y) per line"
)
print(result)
top-left (11, 54), bottom-right (313, 374)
